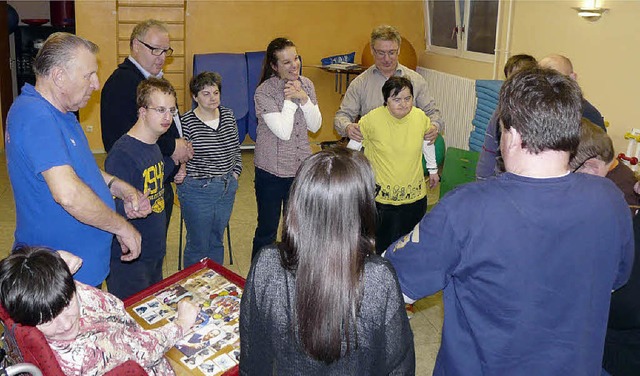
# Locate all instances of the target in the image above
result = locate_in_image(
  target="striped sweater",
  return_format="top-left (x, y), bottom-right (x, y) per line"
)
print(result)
top-left (180, 106), bottom-right (242, 178)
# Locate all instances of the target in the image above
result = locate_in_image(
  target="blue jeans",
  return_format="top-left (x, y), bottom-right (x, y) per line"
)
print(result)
top-left (252, 168), bottom-right (294, 259)
top-left (178, 173), bottom-right (238, 267)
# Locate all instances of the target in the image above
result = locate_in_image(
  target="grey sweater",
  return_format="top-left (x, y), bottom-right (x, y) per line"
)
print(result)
top-left (240, 246), bottom-right (415, 375)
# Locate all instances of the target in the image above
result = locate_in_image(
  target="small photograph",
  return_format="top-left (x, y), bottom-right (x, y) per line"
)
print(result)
top-left (175, 326), bottom-right (221, 358)
top-left (178, 342), bottom-right (217, 370)
top-left (231, 349), bottom-right (240, 363)
top-left (176, 331), bottom-right (207, 358)
top-left (176, 340), bottom-right (204, 359)
top-left (209, 282), bottom-right (241, 300)
top-left (156, 307), bottom-right (173, 319)
top-left (198, 360), bottom-right (222, 376)
top-left (211, 331), bottom-right (237, 353)
top-left (196, 284), bottom-right (214, 297)
top-left (201, 270), bottom-right (218, 279)
top-left (212, 353), bottom-right (236, 371)
top-left (225, 284), bottom-right (242, 298)
top-left (156, 284), bottom-right (191, 306)
top-left (211, 341), bottom-right (223, 353)
top-left (179, 354), bottom-right (200, 370)
top-left (196, 346), bottom-right (213, 360)
top-left (207, 295), bottom-right (241, 323)
top-left (133, 303), bottom-right (149, 316)
top-left (192, 310), bottom-right (212, 331)
top-left (166, 293), bottom-right (194, 311)
top-left (183, 277), bottom-right (205, 291)
top-left (146, 298), bottom-right (160, 309)
top-left (200, 274), bottom-right (230, 293)
top-left (141, 310), bottom-right (162, 325)
top-left (221, 322), bottom-right (239, 334)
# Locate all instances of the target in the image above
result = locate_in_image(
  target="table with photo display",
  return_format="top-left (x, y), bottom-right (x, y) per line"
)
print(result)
top-left (123, 259), bottom-right (244, 376)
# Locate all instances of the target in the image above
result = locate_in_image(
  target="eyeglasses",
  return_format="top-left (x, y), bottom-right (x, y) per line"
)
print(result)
top-left (137, 39), bottom-right (173, 57)
top-left (145, 106), bottom-right (178, 116)
top-left (372, 48), bottom-right (398, 58)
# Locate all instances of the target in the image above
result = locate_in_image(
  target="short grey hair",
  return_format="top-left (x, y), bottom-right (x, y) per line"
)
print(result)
top-left (33, 32), bottom-right (98, 77)
top-left (129, 19), bottom-right (169, 48)
top-left (370, 25), bottom-right (402, 47)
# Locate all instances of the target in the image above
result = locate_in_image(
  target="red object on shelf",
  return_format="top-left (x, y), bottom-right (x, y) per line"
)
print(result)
top-left (618, 153), bottom-right (639, 165)
top-left (21, 19), bottom-right (49, 26)
top-left (50, 0), bottom-right (75, 27)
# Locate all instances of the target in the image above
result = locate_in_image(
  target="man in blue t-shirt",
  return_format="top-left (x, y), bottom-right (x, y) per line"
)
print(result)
top-left (5, 33), bottom-right (150, 287)
top-left (105, 78), bottom-right (176, 299)
top-left (385, 68), bottom-right (634, 375)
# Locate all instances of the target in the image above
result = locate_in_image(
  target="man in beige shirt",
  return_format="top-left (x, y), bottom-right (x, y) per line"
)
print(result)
top-left (334, 25), bottom-right (444, 142)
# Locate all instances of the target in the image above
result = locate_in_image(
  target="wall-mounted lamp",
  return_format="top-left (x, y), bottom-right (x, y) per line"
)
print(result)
top-left (572, 6), bottom-right (609, 21)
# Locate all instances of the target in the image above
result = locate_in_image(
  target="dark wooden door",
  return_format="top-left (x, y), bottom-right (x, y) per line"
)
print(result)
top-left (0, 1), bottom-right (12, 143)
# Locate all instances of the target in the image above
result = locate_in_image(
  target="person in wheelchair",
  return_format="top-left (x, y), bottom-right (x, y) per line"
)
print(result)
top-left (0, 246), bottom-right (199, 376)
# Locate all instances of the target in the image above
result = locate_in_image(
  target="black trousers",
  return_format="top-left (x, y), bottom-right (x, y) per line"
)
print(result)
top-left (164, 181), bottom-right (174, 230)
top-left (252, 168), bottom-right (294, 259)
top-left (375, 196), bottom-right (427, 254)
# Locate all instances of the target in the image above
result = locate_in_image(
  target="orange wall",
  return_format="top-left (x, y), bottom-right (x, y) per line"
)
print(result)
top-left (76, 0), bottom-right (117, 152)
top-left (77, 0), bottom-right (426, 151)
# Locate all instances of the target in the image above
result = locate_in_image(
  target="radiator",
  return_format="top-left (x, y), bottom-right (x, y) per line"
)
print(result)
top-left (417, 67), bottom-right (477, 150)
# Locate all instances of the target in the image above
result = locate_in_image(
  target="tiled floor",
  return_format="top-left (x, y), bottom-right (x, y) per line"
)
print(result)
top-left (0, 150), bottom-right (443, 374)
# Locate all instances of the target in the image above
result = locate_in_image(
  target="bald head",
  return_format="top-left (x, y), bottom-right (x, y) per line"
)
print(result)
top-left (539, 54), bottom-right (575, 78)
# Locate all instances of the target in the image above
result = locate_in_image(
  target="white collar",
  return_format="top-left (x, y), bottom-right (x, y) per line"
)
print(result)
top-left (127, 56), bottom-right (163, 79)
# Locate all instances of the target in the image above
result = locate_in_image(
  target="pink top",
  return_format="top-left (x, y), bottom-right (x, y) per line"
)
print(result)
top-left (47, 282), bottom-right (184, 376)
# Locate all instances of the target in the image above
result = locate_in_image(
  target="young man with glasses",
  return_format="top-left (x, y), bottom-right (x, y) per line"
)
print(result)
top-left (334, 25), bottom-right (444, 144)
top-left (101, 19), bottom-right (193, 231)
top-left (104, 78), bottom-right (177, 299)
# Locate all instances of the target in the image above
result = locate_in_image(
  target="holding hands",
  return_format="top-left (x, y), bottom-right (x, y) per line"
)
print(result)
top-left (173, 138), bottom-right (194, 164)
top-left (123, 190), bottom-right (152, 219)
top-left (109, 177), bottom-right (152, 219)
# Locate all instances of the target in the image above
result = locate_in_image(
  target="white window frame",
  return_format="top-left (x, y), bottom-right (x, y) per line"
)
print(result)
top-left (424, 0), bottom-right (499, 63)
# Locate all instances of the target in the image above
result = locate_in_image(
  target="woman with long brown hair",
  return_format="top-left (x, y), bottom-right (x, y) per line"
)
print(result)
top-left (240, 148), bottom-right (414, 374)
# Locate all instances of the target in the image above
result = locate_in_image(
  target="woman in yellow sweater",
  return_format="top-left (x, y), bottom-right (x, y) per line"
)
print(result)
top-left (357, 76), bottom-right (439, 254)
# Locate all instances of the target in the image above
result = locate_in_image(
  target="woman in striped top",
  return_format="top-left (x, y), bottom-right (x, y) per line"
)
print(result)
top-left (177, 71), bottom-right (242, 267)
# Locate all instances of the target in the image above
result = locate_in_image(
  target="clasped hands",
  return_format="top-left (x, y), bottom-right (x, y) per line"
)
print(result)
top-left (284, 80), bottom-right (309, 104)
